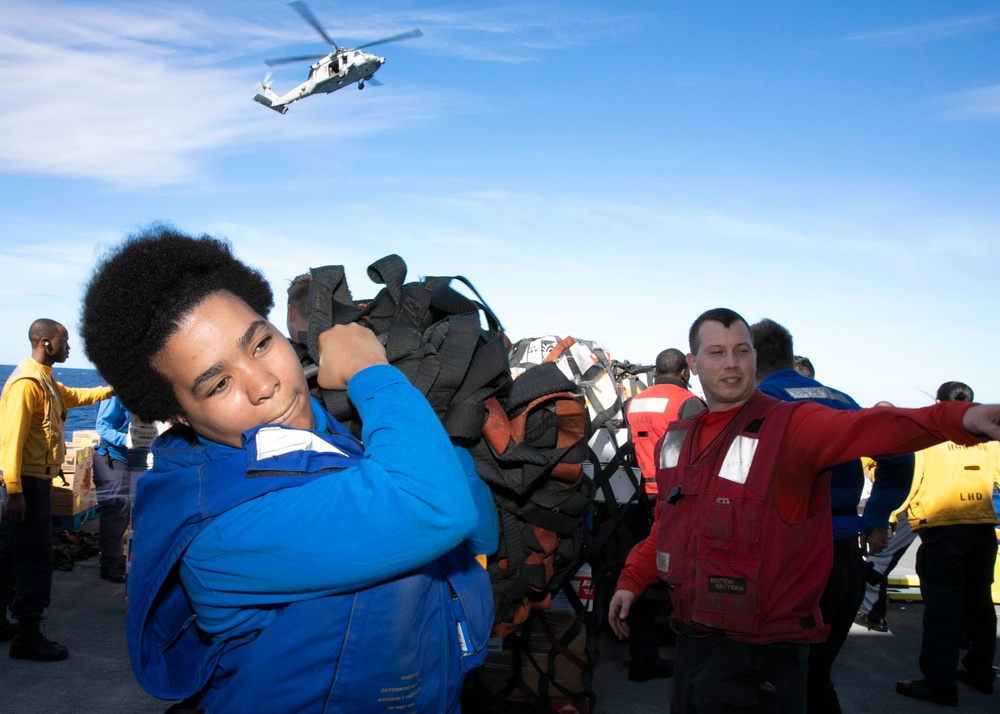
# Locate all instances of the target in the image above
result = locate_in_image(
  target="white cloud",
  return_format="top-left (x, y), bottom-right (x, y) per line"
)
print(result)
top-left (936, 83), bottom-right (1000, 121)
top-left (0, 3), bottom-right (289, 186)
top-left (845, 12), bottom-right (1000, 45)
top-left (384, 3), bottom-right (641, 62)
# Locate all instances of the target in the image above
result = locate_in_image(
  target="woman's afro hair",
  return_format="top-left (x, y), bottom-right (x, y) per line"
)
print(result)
top-left (81, 224), bottom-right (274, 422)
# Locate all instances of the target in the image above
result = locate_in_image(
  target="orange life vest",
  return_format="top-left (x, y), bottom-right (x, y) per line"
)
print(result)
top-left (624, 382), bottom-right (698, 495)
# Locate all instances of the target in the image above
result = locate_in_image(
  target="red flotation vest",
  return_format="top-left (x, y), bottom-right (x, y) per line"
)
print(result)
top-left (655, 391), bottom-right (831, 644)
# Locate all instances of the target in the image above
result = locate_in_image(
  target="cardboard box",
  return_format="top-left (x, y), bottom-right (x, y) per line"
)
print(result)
top-left (63, 443), bottom-right (94, 472)
top-left (51, 486), bottom-right (97, 517)
top-left (72, 430), bottom-right (100, 447)
top-left (57, 466), bottom-right (93, 494)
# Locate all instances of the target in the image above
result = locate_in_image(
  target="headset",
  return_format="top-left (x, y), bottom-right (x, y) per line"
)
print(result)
top-left (43, 340), bottom-right (51, 347)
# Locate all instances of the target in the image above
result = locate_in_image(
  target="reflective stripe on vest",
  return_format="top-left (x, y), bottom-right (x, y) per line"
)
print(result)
top-left (629, 396), bottom-right (670, 414)
top-left (659, 430), bottom-right (687, 470)
top-left (718, 435), bottom-right (760, 485)
top-left (626, 383), bottom-right (696, 495)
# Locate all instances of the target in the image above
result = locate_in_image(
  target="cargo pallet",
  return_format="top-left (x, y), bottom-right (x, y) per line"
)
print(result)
top-left (888, 573), bottom-right (1000, 606)
top-left (53, 505), bottom-right (101, 531)
top-left (886, 574), bottom-right (922, 603)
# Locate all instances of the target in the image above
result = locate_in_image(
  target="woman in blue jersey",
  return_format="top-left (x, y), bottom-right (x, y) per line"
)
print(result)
top-left (80, 226), bottom-right (497, 713)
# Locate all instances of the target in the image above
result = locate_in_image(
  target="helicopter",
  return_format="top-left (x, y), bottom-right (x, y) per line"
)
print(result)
top-left (253, 1), bottom-right (422, 114)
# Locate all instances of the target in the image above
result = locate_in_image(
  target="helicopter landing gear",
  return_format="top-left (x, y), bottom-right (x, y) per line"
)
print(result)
top-left (358, 81), bottom-right (364, 90)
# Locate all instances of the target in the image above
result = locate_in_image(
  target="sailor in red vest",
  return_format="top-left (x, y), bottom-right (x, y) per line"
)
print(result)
top-left (608, 307), bottom-right (1000, 712)
top-left (625, 348), bottom-right (706, 496)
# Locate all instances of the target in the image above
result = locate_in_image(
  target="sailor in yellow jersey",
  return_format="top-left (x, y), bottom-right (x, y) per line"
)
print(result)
top-left (895, 381), bottom-right (1000, 707)
top-left (1, 319), bottom-right (113, 661)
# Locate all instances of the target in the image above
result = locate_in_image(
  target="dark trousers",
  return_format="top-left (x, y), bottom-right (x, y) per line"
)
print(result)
top-left (673, 634), bottom-right (809, 712)
top-left (807, 536), bottom-right (867, 713)
top-left (0, 475), bottom-right (54, 621)
top-left (92, 453), bottom-right (130, 568)
top-left (629, 492), bottom-right (672, 659)
top-left (628, 586), bottom-right (673, 659)
top-left (916, 523), bottom-right (998, 695)
top-left (867, 514), bottom-right (916, 621)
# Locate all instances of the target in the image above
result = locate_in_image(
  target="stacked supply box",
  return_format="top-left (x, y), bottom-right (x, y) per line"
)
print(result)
top-left (51, 442), bottom-right (97, 517)
top-left (72, 430), bottom-right (100, 448)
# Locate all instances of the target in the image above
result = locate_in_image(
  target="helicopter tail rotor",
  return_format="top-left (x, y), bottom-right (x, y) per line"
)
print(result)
top-left (255, 71), bottom-right (274, 94)
top-left (253, 81), bottom-right (288, 114)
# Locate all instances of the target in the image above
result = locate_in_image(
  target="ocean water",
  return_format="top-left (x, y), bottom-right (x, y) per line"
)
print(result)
top-left (0, 364), bottom-right (106, 437)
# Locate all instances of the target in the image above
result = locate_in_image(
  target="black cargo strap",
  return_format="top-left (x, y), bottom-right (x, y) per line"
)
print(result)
top-left (366, 253), bottom-right (407, 303)
top-left (424, 274), bottom-right (505, 334)
top-left (585, 415), bottom-right (646, 582)
top-left (304, 265), bottom-right (361, 364)
top-left (306, 256), bottom-right (511, 445)
top-left (444, 332), bottom-right (510, 443)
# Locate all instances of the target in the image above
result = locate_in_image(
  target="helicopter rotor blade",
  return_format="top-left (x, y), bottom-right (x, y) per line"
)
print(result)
top-left (356, 28), bottom-right (423, 50)
top-left (289, 1), bottom-right (340, 51)
top-left (255, 71), bottom-right (273, 93)
top-left (264, 53), bottom-right (329, 67)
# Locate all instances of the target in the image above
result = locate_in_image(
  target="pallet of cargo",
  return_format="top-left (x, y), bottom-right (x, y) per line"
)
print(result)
top-left (886, 573), bottom-right (922, 603)
top-left (887, 571), bottom-right (1000, 606)
top-left (53, 504), bottom-right (101, 531)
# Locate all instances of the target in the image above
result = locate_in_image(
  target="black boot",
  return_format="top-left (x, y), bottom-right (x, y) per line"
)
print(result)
top-left (0, 607), bottom-right (16, 643)
top-left (8, 618), bottom-right (69, 661)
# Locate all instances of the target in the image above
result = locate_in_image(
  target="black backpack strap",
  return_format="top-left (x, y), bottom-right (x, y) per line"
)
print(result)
top-left (304, 265), bottom-right (363, 424)
top-left (444, 334), bottom-right (512, 444)
top-left (384, 282), bottom-right (433, 365)
top-left (504, 362), bottom-right (576, 411)
top-left (366, 254), bottom-right (408, 303)
top-left (304, 265), bottom-right (362, 364)
top-left (424, 274), bottom-right (505, 334)
top-left (424, 276), bottom-right (512, 441)
top-left (424, 312), bottom-right (480, 411)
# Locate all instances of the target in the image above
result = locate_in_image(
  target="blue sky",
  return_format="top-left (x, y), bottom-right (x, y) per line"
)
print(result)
top-left (1, 0), bottom-right (997, 408)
